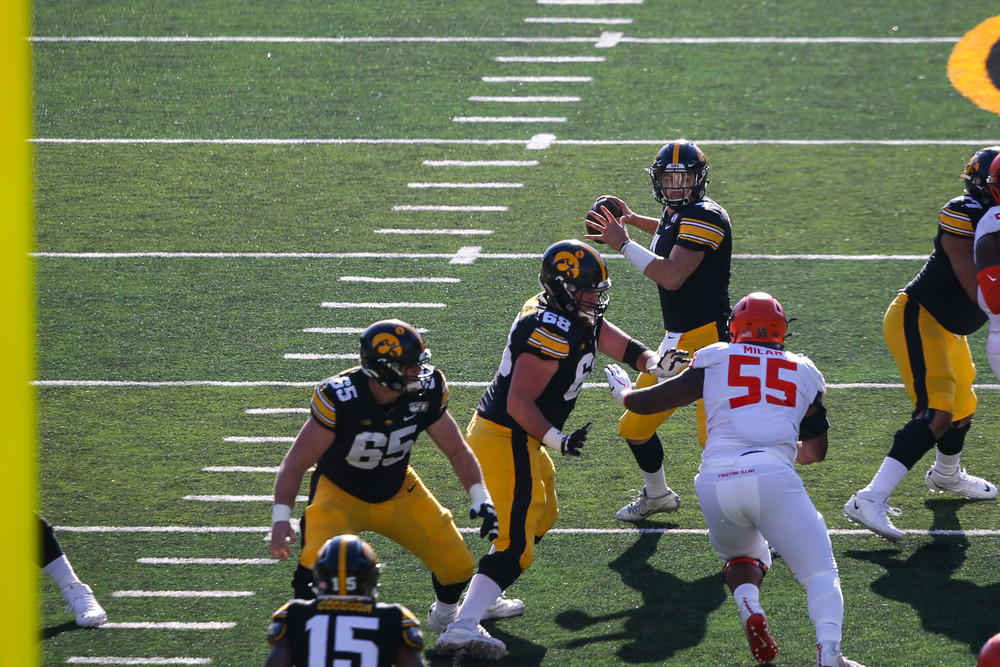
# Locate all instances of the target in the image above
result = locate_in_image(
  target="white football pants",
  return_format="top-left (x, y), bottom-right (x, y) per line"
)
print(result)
top-left (694, 452), bottom-right (844, 645)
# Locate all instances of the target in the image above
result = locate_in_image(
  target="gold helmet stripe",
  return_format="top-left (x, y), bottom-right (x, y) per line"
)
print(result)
top-left (337, 535), bottom-right (352, 595)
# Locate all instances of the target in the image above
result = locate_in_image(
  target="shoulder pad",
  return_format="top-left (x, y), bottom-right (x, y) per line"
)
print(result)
top-left (266, 604), bottom-right (291, 644)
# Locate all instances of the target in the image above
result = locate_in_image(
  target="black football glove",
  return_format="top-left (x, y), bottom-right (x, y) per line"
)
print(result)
top-left (560, 422), bottom-right (592, 456)
top-left (646, 348), bottom-right (691, 379)
top-left (471, 502), bottom-right (499, 541)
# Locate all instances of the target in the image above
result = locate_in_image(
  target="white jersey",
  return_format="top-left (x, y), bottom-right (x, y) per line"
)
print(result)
top-left (974, 204), bottom-right (1000, 321)
top-left (973, 204), bottom-right (1000, 379)
top-left (691, 342), bottom-right (826, 470)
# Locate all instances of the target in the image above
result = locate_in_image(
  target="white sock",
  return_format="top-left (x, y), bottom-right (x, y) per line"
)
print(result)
top-left (817, 641), bottom-right (843, 667)
top-left (934, 452), bottom-right (961, 476)
top-left (457, 574), bottom-right (502, 624)
top-left (804, 571), bottom-right (843, 659)
top-left (732, 583), bottom-right (763, 625)
top-left (44, 555), bottom-right (80, 592)
top-left (859, 457), bottom-right (908, 502)
top-left (642, 467), bottom-right (670, 498)
top-left (433, 600), bottom-right (459, 618)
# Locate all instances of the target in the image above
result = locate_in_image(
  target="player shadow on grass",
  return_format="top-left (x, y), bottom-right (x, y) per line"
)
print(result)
top-left (553, 530), bottom-right (726, 663)
top-left (42, 620), bottom-right (81, 640)
top-left (843, 497), bottom-right (1000, 655)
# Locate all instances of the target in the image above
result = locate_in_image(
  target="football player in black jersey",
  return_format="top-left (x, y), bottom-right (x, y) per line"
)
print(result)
top-left (585, 139), bottom-right (734, 522)
top-left (844, 146), bottom-right (1000, 543)
top-left (434, 240), bottom-right (665, 660)
top-left (265, 534), bottom-right (425, 667)
top-left (269, 320), bottom-right (516, 634)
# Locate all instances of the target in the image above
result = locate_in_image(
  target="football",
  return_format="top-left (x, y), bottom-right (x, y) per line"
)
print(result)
top-left (585, 198), bottom-right (622, 244)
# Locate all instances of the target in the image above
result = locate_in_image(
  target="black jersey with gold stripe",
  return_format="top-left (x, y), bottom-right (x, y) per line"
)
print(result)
top-left (651, 196), bottom-right (733, 333)
top-left (903, 194), bottom-right (989, 335)
top-left (476, 294), bottom-right (601, 433)
top-left (310, 366), bottom-right (448, 503)
top-left (267, 597), bottom-right (423, 667)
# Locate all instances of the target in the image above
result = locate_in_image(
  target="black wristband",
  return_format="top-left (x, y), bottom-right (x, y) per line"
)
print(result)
top-left (623, 339), bottom-right (651, 373)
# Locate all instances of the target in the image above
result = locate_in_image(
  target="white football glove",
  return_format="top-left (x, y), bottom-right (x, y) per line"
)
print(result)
top-left (646, 348), bottom-right (690, 379)
top-left (604, 364), bottom-right (633, 406)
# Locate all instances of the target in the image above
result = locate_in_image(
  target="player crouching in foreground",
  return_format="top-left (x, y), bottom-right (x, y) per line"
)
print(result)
top-left (265, 535), bottom-right (426, 667)
top-left (604, 292), bottom-right (864, 667)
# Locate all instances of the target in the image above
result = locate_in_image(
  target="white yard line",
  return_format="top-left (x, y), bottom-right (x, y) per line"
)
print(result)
top-left (68, 658), bottom-right (213, 665)
top-left (53, 525), bottom-right (1000, 537)
top-left (29, 35), bottom-right (960, 44)
top-left (99, 622), bottom-right (236, 630)
top-left (31, 138), bottom-right (995, 146)
top-left (340, 276), bottom-right (461, 282)
top-left (319, 301), bottom-right (446, 308)
top-left (283, 353), bottom-right (355, 360)
top-left (113, 590), bottom-right (254, 598)
top-left (30, 251), bottom-right (928, 260)
top-left (34, 380), bottom-right (1000, 389)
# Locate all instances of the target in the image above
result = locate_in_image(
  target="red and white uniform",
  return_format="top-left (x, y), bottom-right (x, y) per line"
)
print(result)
top-left (690, 342), bottom-right (839, 597)
top-left (974, 204), bottom-right (1000, 381)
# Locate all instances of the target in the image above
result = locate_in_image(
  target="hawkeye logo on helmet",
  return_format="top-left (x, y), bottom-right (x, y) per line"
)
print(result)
top-left (371, 333), bottom-right (404, 358)
top-left (553, 250), bottom-right (584, 277)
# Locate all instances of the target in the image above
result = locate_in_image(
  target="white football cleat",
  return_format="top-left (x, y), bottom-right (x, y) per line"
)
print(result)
top-left (844, 493), bottom-right (903, 543)
top-left (818, 641), bottom-right (867, 667)
top-left (837, 658), bottom-right (866, 667)
top-left (615, 486), bottom-right (681, 522)
top-left (482, 594), bottom-right (524, 620)
top-left (61, 582), bottom-right (107, 628)
top-left (925, 465), bottom-right (998, 500)
top-left (434, 618), bottom-right (506, 660)
top-left (426, 601), bottom-right (458, 633)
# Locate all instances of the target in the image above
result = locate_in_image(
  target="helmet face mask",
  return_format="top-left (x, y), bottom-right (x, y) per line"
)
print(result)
top-left (728, 292), bottom-right (788, 348)
top-left (539, 240), bottom-right (611, 325)
top-left (313, 535), bottom-right (382, 599)
top-left (360, 320), bottom-right (435, 394)
top-left (963, 145), bottom-right (1000, 206)
top-left (648, 140), bottom-right (709, 209)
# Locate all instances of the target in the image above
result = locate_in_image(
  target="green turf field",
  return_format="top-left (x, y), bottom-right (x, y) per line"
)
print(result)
top-left (33, 2), bottom-right (1000, 665)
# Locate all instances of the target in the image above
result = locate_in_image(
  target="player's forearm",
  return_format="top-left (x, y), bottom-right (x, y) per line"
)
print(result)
top-left (447, 446), bottom-right (486, 493)
top-left (272, 463), bottom-right (306, 507)
top-left (626, 213), bottom-right (660, 235)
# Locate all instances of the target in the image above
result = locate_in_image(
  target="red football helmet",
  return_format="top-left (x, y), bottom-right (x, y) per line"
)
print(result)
top-left (980, 632), bottom-right (1000, 667)
top-left (729, 292), bottom-right (787, 347)
top-left (987, 153), bottom-right (1000, 207)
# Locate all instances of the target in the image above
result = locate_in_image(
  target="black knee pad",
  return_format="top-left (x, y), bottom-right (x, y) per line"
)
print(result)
top-left (887, 418), bottom-right (938, 469)
top-left (628, 433), bottom-right (664, 473)
top-left (431, 573), bottom-right (469, 605)
top-left (477, 550), bottom-right (523, 592)
top-left (936, 421), bottom-right (970, 456)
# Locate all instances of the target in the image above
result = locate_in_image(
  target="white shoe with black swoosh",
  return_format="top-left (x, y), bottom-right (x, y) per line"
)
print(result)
top-left (844, 493), bottom-right (903, 543)
top-left (925, 465), bottom-right (998, 500)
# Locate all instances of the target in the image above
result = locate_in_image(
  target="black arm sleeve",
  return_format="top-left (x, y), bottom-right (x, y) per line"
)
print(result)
top-left (623, 339), bottom-right (651, 373)
top-left (798, 401), bottom-right (829, 440)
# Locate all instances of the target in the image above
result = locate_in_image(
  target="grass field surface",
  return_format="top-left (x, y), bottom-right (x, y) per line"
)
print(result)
top-left (33, 2), bottom-right (1000, 665)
